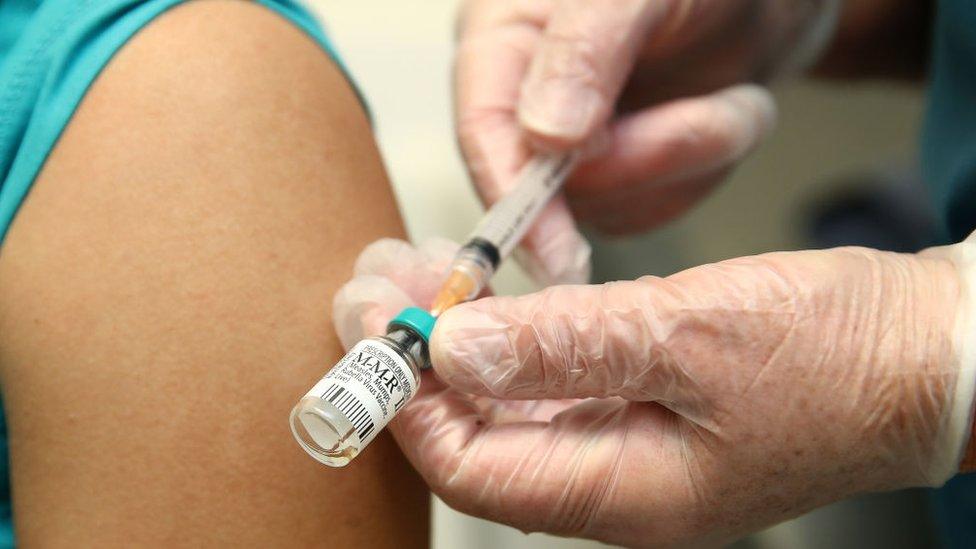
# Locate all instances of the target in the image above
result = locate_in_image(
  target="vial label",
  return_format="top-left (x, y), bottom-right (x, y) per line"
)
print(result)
top-left (304, 339), bottom-right (418, 447)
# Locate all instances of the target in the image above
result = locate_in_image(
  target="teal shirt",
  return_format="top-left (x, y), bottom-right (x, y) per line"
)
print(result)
top-left (922, 0), bottom-right (976, 241)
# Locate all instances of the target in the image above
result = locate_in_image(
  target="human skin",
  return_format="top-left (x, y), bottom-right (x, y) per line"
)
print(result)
top-left (0, 0), bottom-right (428, 546)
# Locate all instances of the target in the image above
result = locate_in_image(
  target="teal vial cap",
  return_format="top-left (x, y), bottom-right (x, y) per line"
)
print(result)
top-left (387, 307), bottom-right (436, 343)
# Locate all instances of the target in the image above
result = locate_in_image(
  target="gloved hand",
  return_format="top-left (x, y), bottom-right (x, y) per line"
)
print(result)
top-left (334, 237), bottom-right (976, 547)
top-left (455, 0), bottom-right (840, 284)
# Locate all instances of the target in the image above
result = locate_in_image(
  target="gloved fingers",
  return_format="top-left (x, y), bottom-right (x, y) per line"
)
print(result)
top-left (513, 196), bottom-right (593, 285)
top-left (353, 238), bottom-right (425, 279)
top-left (566, 83), bottom-right (776, 201)
top-left (429, 255), bottom-right (802, 427)
top-left (354, 237), bottom-right (458, 277)
top-left (614, 32), bottom-right (758, 110)
top-left (455, 0), bottom-right (553, 37)
top-left (454, 15), bottom-right (535, 205)
top-left (334, 238), bottom-right (459, 348)
top-left (352, 237), bottom-right (458, 308)
top-left (455, 2), bottom-right (599, 285)
top-left (573, 84), bottom-right (776, 190)
top-left (430, 279), bottom-right (694, 402)
top-left (332, 275), bottom-right (414, 350)
top-left (389, 386), bottom-right (678, 538)
top-left (456, 53), bottom-right (593, 286)
top-left (570, 165), bottom-right (730, 235)
top-left (518, 0), bottom-right (660, 146)
top-left (478, 396), bottom-right (585, 423)
top-left (418, 237), bottom-right (463, 270)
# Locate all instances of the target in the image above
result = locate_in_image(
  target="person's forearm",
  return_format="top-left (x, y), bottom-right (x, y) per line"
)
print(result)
top-left (813, 0), bottom-right (934, 80)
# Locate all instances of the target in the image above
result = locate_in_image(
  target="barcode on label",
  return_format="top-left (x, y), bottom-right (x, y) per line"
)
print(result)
top-left (322, 385), bottom-right (375, 441)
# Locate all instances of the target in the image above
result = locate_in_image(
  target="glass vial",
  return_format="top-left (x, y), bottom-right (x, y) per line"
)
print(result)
top-left (290, 308), bottom-right (433, 467)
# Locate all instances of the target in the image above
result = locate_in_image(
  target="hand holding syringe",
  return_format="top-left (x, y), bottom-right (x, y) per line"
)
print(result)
top-left (431, 151), bottom-right (579, 315)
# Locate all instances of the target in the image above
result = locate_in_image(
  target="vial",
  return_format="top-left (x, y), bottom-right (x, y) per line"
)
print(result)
top-left (290, 307), bottom-right (435, 467)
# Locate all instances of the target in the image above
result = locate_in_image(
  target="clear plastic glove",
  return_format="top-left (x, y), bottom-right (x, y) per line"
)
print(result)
top-left (455, 0), bottom-right (840, 283)
top-left (334, 237), bottom-right (976, 547)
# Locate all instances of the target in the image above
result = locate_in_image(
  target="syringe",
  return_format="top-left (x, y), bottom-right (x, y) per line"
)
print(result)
top-left (430, 151), bottom-right (579, 316)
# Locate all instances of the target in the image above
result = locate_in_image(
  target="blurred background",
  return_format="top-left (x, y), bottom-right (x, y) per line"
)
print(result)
top-left (311, 1), bottom-right (940, 547)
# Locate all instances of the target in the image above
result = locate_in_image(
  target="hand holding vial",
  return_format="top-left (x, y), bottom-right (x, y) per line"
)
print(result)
top-left (292, 154), bottom-right (579, 463)
top-left (329, 236), bottom-right (976, 548)
top-left (290, 239), bottom-right (456, 466)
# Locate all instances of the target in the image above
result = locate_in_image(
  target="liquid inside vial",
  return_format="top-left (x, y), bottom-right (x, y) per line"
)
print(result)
top-left (290, 330), bottom-right (425, 467)
top-left (290, 395), bottom-right (362, 465)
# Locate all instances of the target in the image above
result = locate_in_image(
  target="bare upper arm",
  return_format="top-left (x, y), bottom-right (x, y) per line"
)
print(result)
top-left (0, 0), bottom-right (428, 545)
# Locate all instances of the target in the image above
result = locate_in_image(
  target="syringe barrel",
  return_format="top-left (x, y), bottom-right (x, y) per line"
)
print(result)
top-left (471, 152), bottom-right (578, 259)
top-left (453, 243), bottom-right (495, 297)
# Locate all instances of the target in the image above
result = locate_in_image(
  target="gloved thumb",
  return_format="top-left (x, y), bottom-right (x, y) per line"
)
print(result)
top-left (430, 277), bottom-right (702, 404)
top-left (518, 0), bottom-right (659, 145)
